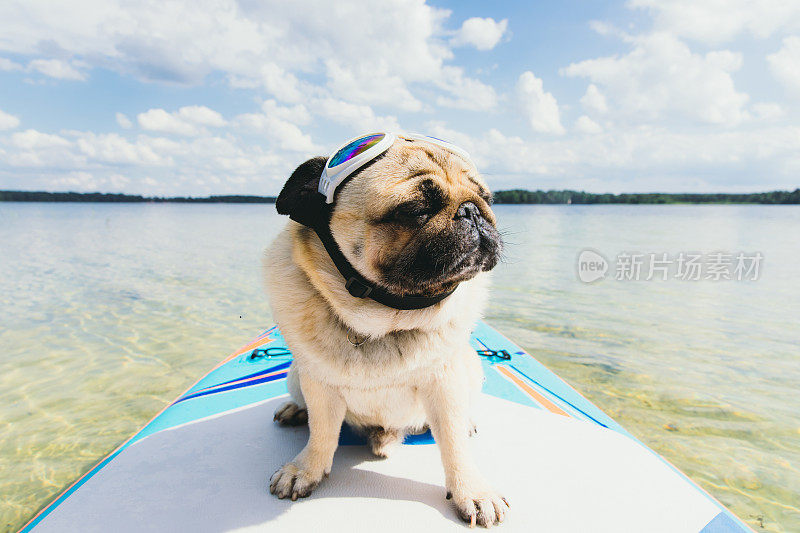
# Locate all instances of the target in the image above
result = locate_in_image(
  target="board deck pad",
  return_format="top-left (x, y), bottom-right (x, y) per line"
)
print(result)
top-left (21, 321), bottom-right (752, 532)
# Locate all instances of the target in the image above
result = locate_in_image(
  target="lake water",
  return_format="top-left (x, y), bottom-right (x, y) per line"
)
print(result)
top-left (1, 203), bottom-right (798, 532)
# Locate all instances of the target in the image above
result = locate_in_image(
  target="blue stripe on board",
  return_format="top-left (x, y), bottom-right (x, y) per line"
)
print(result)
top-left (474, 337), bottom-right (490, 350)
top-left (20, 447), bottom-right (127, 533)
top-left (173, 371), bottom-right (288, 405)
top-left (508, 364), bottom-right (609, 428)
top-left (189, 360), bottom-right (292, 394)
top-left (699, 512), bottom-right (752, 532)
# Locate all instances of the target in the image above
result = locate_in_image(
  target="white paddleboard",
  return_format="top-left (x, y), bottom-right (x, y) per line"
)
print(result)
top-left (20, 322), bottom-right (752, 532)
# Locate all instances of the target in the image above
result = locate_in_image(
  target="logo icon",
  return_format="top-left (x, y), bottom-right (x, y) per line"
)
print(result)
top-left (577, 249), bottom-right (608, 283)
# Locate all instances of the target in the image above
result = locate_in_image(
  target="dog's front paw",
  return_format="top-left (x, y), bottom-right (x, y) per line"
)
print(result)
top-left (269, 462), bottom-right (325, 501)
top-left (273, 401), bottom-right (308, 426)
top-left (447, 483), bottom-right (509, 528)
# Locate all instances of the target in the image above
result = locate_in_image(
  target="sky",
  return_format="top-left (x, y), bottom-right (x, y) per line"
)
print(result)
top-left (0, 0), bottom-right (799, 196)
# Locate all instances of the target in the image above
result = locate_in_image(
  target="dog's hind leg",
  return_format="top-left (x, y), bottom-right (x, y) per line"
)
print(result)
top-left (367, 427), bottom-right (405, 458)
top-left (274, 365), bottom-right (308, 426)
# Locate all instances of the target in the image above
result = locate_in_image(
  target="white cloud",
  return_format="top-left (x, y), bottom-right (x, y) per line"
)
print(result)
top-left (575, 115), bottom-right (603, 134)
top-left (233, 100), bottom-right (318, 152)
top-left (516, 71), bottom-right (565, 134)
top-left (46, 171), bottom-right (130, 192)
top-left (435, 66), bottom-right (498, 111)
top-left (5, 129), bottom-right (78, 167)
top-left (51, 171), bottom-right (101, 190)
top-left (629, 0), bottom-right (800, 44)
top-left (137, 106), bottom-right (226, 136)
top-left (0, 0), bottom-right (474, 113)
top-left (562, 32), bottom-right (749, 126)
top-left (177, 105), bottom-right (226, 127)
top-left (260, 100), bottom-right (311, 126)
top-left (752, 102), bottom-right (784, 120)
top-left (235, 99), bottom-right (311, 132)
top-left (138, 109), bottom-right (201, 136)
top-left (248, 64), bottom-right (308, 103)
top-left (0, 125), bottom-right (302, 195)
top-left (0, 57), bottom-right (22, 71)
top-left (588, 20), bottom-right (623, 39)
top-left (767, 36), bottom-right (800, 95)
top-left (27, 59), bottom-right (86, 80)
top-left (10, 129), bottom-right (70, 150)
top-left (325, 60), bottom-right (422, 112)
top-left (72, 132), bottom-right (167, 165)
top-left (116, 112), bottom-right (133, 129)
top-left (0, 109), bottom-right (20, 130)
top-left (312, 98), bottom-right (401, 133)
top-left (4, 129), bottom-right (172, 168)
top-left (423, 122), bottom-right (800, 192)
top-left (580, 84), bottom-right (608, 114)
top-left (451, 17), bottom-right (509, 50)
top-left (254, 119), bottom-right (316, 152)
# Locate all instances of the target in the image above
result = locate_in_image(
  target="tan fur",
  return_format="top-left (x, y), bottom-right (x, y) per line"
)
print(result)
top-left (264, 139), bottom-right (508, 526)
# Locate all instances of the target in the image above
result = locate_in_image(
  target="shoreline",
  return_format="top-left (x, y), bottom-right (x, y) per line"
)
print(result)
top-left (2, 189), bottom-right (799, 205)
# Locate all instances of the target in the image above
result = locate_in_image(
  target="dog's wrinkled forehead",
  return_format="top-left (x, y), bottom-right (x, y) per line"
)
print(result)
top-left (339, 138), bottom-right (490, 211)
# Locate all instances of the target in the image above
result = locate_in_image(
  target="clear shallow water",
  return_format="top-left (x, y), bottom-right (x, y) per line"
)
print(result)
top-left (1, 203), bottom-right (798, 532)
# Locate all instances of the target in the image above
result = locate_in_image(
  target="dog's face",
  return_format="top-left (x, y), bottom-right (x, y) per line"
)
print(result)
top-left (333, 139), bottom-right (501, 296)
top-left (277, 138), bottom-right (502, 296)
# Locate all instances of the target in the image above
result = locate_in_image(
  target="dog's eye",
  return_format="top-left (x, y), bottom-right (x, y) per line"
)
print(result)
top-left (390, 201), bottom-right (434, 225)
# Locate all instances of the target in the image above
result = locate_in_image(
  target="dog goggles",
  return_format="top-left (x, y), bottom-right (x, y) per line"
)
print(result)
top-left (318, 132), bottom-right (472, 203)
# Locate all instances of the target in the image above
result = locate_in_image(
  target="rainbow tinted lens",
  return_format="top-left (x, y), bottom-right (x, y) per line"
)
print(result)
top-left (328, 133), bottom-right (385, 168)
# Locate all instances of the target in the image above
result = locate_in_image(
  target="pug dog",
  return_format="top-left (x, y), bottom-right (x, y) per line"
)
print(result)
top-left (262, 135), bottom-right (507, 527)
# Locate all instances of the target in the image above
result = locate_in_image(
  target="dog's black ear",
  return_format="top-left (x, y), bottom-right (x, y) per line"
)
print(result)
top-left (276, 156), bottom-right (327, 226)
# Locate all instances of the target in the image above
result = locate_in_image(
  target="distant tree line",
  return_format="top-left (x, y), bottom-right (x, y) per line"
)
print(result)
top-left (491, 188), bottom-right (800, 204)
top-left (2, 189), bottom-right (799, 204)
top-left (0, 191), bottom-right (277, 203)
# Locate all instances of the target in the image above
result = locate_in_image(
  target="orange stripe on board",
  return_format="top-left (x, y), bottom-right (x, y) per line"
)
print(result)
top-left (495, 365), bottom-right (569, 417)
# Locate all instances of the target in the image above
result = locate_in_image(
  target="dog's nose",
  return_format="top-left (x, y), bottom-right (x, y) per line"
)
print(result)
top-left (455, 201), bottom-right (481, 220)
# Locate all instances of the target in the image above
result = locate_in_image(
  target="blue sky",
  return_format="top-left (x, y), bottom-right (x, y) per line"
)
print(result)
top-left (0, 0), bottom-right (799, 196)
